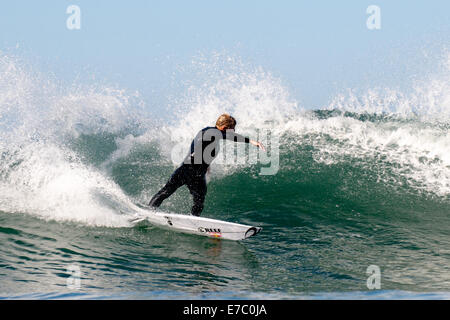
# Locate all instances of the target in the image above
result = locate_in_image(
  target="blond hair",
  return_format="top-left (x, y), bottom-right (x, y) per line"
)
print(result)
top-left (215, 114), bottom-right (236, 129)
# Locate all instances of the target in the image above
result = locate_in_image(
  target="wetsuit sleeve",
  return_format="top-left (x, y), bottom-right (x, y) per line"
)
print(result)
top-left (222, 130), bottom-right (250, 143)
top-left (190, 129), bottom-right (204, 155)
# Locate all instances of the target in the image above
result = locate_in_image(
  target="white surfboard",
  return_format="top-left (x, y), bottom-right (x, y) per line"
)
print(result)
top-left (129, 210), bottom-right (262, 241)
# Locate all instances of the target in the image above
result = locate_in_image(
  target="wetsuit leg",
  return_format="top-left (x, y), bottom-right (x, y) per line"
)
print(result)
top-left (148, 165), bottom-right (188, 207)
top-left (186, 175), bottom-right (207, 216)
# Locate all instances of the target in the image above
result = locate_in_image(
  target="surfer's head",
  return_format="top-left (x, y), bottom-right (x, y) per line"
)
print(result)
top-left (216, 113), bottom-right (236, 131)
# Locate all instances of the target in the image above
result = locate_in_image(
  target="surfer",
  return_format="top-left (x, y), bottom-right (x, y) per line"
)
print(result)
top-left (148, 113), bottom-right (266, 216)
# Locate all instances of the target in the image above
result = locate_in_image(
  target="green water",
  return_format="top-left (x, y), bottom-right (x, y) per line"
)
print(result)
top-left (1, 112), bottom-right (449, 298)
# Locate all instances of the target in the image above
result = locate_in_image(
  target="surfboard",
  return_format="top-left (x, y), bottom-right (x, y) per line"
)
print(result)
top-left (129, 210), bottom-right (262, 241)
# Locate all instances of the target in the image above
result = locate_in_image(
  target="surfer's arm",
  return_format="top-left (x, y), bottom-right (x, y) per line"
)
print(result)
top-left (249, 139), bottom-right (266, 151)
top-left (223, 130), bottom-right (266, 151)
top-left (222, 130), bottom-right (250, 143)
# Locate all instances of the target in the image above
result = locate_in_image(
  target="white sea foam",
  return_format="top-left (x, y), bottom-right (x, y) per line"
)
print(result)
top-left (0, 54), bottom-right (143, 227)
top-left (155, 52), bottom-right (450, 196)
top-left (0, 143), bottom-right (139, 227)
top-left (0, 51), bottom-right (449, 228)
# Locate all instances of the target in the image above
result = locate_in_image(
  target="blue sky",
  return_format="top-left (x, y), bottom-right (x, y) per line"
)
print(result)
top-left (1, 1), bottom-right (449, 113)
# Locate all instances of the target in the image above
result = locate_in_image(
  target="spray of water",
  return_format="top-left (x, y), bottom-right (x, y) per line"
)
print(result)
top-left (0, 51), bottom-right (449, 228)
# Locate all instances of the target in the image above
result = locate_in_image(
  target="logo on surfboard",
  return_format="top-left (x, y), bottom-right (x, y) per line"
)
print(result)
top-left (198, 227), bottom-right (222, 237)
top-left (198, 227), bottom-right (221, 233)
top-left (164, 216), bottom-right (173, 226)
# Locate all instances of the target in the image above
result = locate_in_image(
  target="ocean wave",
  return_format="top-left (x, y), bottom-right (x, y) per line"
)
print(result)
top-left (0, 52), bottom-right (449, 228)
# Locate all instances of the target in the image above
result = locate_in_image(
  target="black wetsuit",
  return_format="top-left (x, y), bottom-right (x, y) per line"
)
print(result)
top-left (149, 126), bottom-right (250, 216)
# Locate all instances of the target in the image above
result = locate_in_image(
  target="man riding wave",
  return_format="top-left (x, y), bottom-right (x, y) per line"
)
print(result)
top-left (149, 114), bottom-right (265, 216)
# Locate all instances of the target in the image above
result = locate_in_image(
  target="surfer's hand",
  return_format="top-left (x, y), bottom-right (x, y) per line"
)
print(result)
top-left (250, 140), bottom-right (266, 152)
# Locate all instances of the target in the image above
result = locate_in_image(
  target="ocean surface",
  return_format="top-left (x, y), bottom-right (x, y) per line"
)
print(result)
top-left (1, 53), bottom-right (449, 299)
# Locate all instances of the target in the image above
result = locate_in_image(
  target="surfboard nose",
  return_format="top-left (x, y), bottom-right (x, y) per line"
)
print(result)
top-left (244, 227), bottom-right (262, 238)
